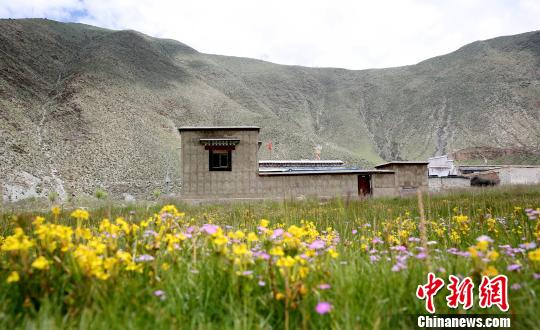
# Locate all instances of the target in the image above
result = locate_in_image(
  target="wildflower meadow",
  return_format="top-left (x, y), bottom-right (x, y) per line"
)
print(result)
top-left (1, 186), bottom-right (539, 329)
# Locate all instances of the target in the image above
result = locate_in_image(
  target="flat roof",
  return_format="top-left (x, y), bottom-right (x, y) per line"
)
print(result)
top-left (259, 160), bottom-right (344, 164)
top-left (258, 169), bottom-right (394, 176)
top-left (375, 161), bottom-right (429, 168)
top-left (458, 165), bottom-right (540, 169)
top-left (259, 160), bottom-right (345, 168)
top-left (178, 126), bottom-right (260, 131)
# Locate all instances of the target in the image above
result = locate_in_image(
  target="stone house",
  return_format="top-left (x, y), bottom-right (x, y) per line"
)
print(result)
top-left (178, 126), bottom-right (429, 201)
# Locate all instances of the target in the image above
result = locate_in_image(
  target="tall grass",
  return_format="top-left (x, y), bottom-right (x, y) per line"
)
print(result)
top-left (1, 185), bottom-right (539, 329)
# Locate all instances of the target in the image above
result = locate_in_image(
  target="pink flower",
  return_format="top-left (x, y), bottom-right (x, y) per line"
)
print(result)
top-left (135, 254), bottom-right (154, 262)
top-left (476, 235), bottom-right (494, 243)
top-left (309, 240), bottom-right (326, 250)
top-left (352, 229), bottom-right (358, 234)
top-left (507, 264), bottom-right (522, 272)
top-left (318, 284), bottom-right (331, 290)
top-left (519, 242), bottom-right (536, 250)
top-left (271, 228), bottom-right (284, 239)
top-left (153, 290), bottom-right (166, 301)
top-left (525, 208), bottom-right (539, 220)
top-left (201, 224), bottom-right (218, 235)
top-left (315, 302), bottom-right (333, 314)
top-left (511, 283), bottom-right (522, 291)
top-left (371, 237), bottom-right (383, 244)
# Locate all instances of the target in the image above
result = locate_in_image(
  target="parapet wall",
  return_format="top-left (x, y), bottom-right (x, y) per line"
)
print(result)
top-left (256, 174), bottom-right (358, 199)
top-left (428, 176), bottom-right (470, 192)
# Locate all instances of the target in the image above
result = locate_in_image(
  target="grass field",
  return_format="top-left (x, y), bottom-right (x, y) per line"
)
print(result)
top-left (1, 186), bottom-right (539, 329)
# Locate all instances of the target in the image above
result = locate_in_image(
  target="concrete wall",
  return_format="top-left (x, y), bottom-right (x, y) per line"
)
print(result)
top-left (394, 164), bottom-right (428, 188)
top-left (256, 174), bottom-right (358, 199)
top-left (496, 167), bottom-right (540, 185)
top-left (372, 173), bottom-right (399, 197)
top-left (377, 163), bottom-right (428, 196)
top-left (429, 176), bottom-right (470, 192)
top-left (180, 129), bottom-right (259, 199)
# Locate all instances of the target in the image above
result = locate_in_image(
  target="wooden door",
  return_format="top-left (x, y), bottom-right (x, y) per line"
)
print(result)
top-left (358, 175), bottom-right (371, 196)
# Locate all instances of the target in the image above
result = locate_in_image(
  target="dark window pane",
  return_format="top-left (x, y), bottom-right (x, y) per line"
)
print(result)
top-left (209, 149), bottom-right (232, 171)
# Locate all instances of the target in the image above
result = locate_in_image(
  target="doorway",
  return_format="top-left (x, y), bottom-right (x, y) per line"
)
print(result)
top-left (358, 175), bottom-right (372, 196)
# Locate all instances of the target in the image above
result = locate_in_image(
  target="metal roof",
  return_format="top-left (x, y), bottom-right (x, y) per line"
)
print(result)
top-left (458, 165), bottom-right (540, 169)
top-left (259, 160), bottom-right (345, 168)
top-left (375, 161), bottom-right (429, 168)
top-left (178, 126), bottom-right (260, 131)
top-left (258, 169), bottom-right (394, 176)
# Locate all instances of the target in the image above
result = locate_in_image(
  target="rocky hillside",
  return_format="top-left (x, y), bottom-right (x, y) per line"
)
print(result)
top-left (1, 19), bottom-right (539, 201)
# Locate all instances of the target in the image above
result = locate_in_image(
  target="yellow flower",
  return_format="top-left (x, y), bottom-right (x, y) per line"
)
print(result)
top-left (305, 249), bottom-right (316, 258)
top-left (298, 266), bottom-right (309, 279)
top-left (51, 206), bottom-right (61, 217)
top-left (328, 249), bottom-right (339, 259)
top-left (276, 256), bottom-right (296, 268)
top-left (32, 256), bottom-right (50, 270)
top-left (75, 227), bottom-right (92, 240)
top-left (275, 292), bottom-right (285, 300)
top-left (269, 246), bottom-right (284, 256)
top-left (398, 230), bottom-right (409, 240)
top-left (487, 251), bottom-right (499, 261)
top-left (232, 230), bottom-right (245, 240)
top-left (487, 218), bottom-right (498, 234)
top-left (33, 216), bottom-right (45, 226)
top-left (468, 247), bottom-right (478, 258)
top-left (528, 248), bottom-right (540, 262)
top-left (232, 244), bottom-right (249, 256)
top-left (287, 225), bottom-right (304, 238)
top-left (6, 271), bottom-right (20, 283)
top-left (482, 265), bottom-right (498, 277)
top-left (126, 262), bottom-right (143, 273)
top-left (259, 219), bottom-right (269, 228)
top-left (159, 205), bottom-right (185, 218)
top-left (1, 228), bottom-right (35, 252)
top-left (476, 240), bottom-right (489, 251)
top-left (70, 209), bottom-right (89, 221)
top-left (450, 230), bottom-right (461, 244)
top-left (160, 204), bottom-right (179, 214)
top-left (247, 232), bottom-right (258, 242)
top-left (161, 262), bottom-right (170, 271)
top-left (387, 234), bottom-right (399, 245)
top-left (213, 235), bottom-right (228, 246)
top-left (104, 257), bottom-right (118, 270)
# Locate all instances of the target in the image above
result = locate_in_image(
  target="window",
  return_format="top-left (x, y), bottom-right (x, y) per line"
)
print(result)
top-left (209, 149), bottom-right (232, 171)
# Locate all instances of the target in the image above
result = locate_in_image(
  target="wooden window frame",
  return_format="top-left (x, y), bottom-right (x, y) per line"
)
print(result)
top-left (208, 148), bottom-right (232, 171)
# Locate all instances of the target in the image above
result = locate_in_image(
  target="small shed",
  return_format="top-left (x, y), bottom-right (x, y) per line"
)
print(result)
top-left (374, 161), bottom-right (429, 195)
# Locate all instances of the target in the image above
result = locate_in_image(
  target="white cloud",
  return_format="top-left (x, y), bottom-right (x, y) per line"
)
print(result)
top-left (1, 0), bottom-right (539, 69)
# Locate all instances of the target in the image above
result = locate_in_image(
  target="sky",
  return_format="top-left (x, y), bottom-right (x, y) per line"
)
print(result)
top-left (1, 0), bottom-right (539, 70)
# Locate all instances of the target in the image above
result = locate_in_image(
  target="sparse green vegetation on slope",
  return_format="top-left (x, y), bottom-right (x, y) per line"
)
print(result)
top-left (1, 19), bottom-right (539, 199)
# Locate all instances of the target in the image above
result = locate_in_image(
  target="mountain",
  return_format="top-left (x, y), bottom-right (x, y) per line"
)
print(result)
top-left (1, 18), bottom-right (539, 201)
